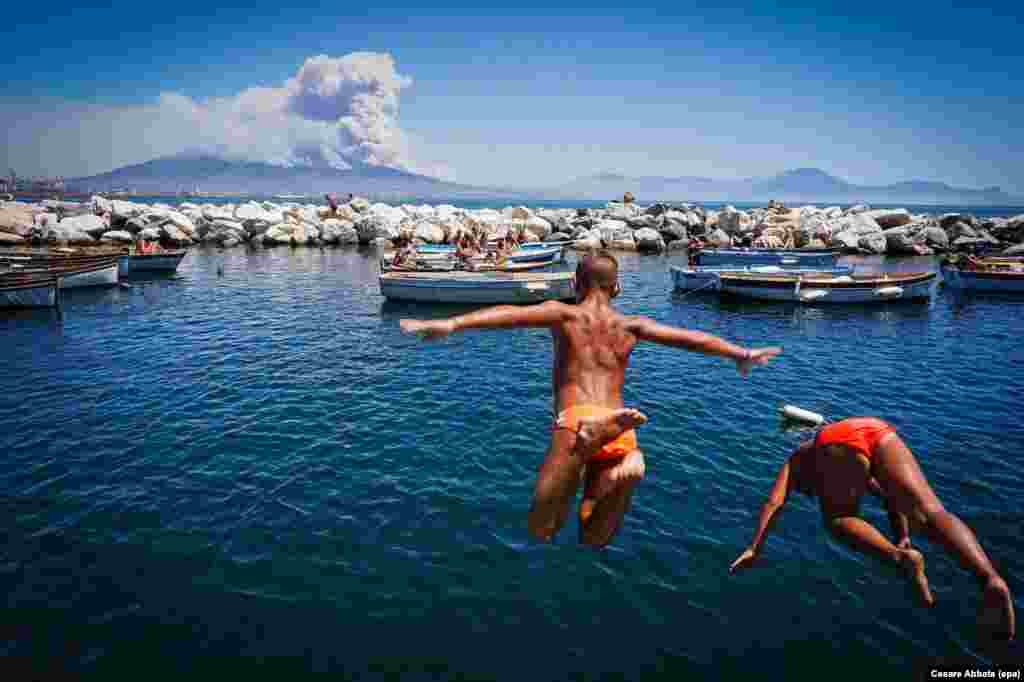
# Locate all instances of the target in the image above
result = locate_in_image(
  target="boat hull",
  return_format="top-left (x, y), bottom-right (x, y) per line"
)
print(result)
top-left (942, 266), bottom-right (1024, 292)
top-left (0, 279), bottom-right (58, 307)
top-left (59, 261), bottom-right (120, 288)
top-left (695, 249), bottom-right (840, 267)
top-left (671, 265), bottom-right (854, 291)
top-left (118, 251), bottom-right (187, 276)
top-left (379, 272), bottom-right (576, 304)
top-left (716, 272), bottom-right (936, 303)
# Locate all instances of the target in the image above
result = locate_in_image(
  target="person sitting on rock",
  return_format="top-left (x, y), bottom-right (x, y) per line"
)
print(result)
top-left (730, 417), bottom-right (1015, 641)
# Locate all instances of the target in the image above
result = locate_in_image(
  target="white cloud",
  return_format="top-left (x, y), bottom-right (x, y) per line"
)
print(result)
top-left (1, 52), bottom-right (433, 178)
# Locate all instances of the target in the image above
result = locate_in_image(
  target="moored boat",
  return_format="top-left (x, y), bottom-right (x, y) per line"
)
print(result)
top-left (693, 248), bottom-right (841, 268)
top-left (379, 270), bottom-right (576, 304)
top-left (416, 240), bottom-right (572, 254)
top-left (118, 250), bottom-right (188, 276)
top-left (0, 274), bottom-right (61, 308)
top-left (702, 271), bottom-right (935, 303)
top-left (0, 254), bottom-right (120, 288)
top-left (384, 246), bottom-right (563, 267)
top-left (380, 257), bottom-right (553, 274)
top-left (941, 264), bottom-right (1024, 292)
top-left (671, 265), bottom-right (855, 292)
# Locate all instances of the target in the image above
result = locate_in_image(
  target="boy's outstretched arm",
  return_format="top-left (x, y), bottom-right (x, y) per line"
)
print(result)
top-left (730, 457), bottom-right (793, 573)
top-left (400, 300), bottom-right (571, 340)
top-left (627, 317), bottom-right (782, 376)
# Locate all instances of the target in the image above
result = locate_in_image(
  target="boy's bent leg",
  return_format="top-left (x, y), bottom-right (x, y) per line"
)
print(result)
top-left (873, 434), bottom-right (1015, 638)
top-left (579, 449), bottom-right (645, 549)
top-left (826, 514), bottom-right (934, 606)
top-left (528, 429), bottom-right (584, 542)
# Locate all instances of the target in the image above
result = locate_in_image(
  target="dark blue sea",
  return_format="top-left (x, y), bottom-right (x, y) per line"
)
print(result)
top-left (2, 247), bottom-right (1022, 677)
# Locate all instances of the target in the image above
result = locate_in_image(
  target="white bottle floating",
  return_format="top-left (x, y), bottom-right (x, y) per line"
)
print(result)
top-left (779, 404), bottom-right (826, 426)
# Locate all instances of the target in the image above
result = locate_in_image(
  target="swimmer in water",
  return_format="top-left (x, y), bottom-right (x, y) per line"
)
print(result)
top-left (730, 417), bottom-right (1016, 641)
top-left (400, 251), bottom-right (781, 547)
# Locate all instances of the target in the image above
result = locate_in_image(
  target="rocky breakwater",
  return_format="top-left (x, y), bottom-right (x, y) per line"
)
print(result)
top-left (1, 196), bottom-right (1022, 257)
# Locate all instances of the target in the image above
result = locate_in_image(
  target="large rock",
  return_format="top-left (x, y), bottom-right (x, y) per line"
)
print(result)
top-left (945, 221), bottom-right (977, 241)
top-left (521, 216), bottom-right (552, 240)
top-left (717, 206), bottom-right (747, 234)
top-left (537, 210), bottom-right (571, 234)
top-left (858, 232), bottom-right (887, 254)
top-left (161, 222), bottom-right (191, 244)
top-left (202, 205), bottom-right (235, 222)
top-left (0, 232), bottom-right (26, 244)
top-left (916, 226), bottom-right (949, 250)
top-left (884, 227), bottom-right (919, 255)
top-left (546, 231), bottom-right (572, 242)
top-left (863, 208), bottom-right (912, 228)
top-left (139, 227), bottom-right (162, 241)
top-left (110, 200), bottom-right (144, 220)
top-left (291, 223), bottom-right (319, 245)
top-left (91, 195), bottom-right (113, 215)
top-left (633, 228), bottom-right (665, 252)
top-left (659, 222), bottom-right (688, 241)
top-left (596, 219), bottom-right (631, 243)
top-left (706, 228), bottom-right (732, 247)
top-left (939, 213), bottom-right (977, 230)
top-left (413, 221), bottom-right (445, 244)
top-left (100, 230), bottom-right (134, 243)
top-left (0, 206), bottom-right (35, 237)
top-left (608, 237), bottom-right (637, 251)
top-left (666, 239), bottom-right (688, 251)
top-left (57, 213), bottom-right (109, 237)
top-left (1003, 243), bottom-right (1024, 255)
top-left (319, 219), bottom-right (358, 245)
top-left (606, 202), bottom-right (640, 221)
top-left (626, 214), bottom-right (658, 229)
top-left (503, 206), bottom-right (533, 221)
top-left (45, 221), bottom-right (95, 243)
top-left (164, 211), bottom-right (196, 238)
top-left (355, 215), bottom-right (398, 244)
top-left (829, 214), bottom-right (882, 251)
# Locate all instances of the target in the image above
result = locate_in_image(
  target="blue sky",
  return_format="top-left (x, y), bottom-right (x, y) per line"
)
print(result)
top-left (2, 1), bottom-right (1022, 193)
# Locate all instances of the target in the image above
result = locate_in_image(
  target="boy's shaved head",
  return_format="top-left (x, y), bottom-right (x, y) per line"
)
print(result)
top-left (576, 251), bottom-right (619, 294)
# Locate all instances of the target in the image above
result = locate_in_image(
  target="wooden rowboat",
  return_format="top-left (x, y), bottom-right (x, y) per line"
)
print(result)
top-left (671, 265), bottom-right (854, 292)
top-left (704, 271), bottom-right (935, 303)
top-left (379, 270), bottom-right (576, 304)
top-left (0, 254), bottom-right (120, 288)
top-left (380, 258), bottom-right (553, 274)
top-left (118, 250), bottom-right (188, 276)
top-left (941, 265), bottom-right (1024, 292)
top-left (0, 273), bottom-right (60, 308)
top-left (694, 248), bottom-right (841, 268)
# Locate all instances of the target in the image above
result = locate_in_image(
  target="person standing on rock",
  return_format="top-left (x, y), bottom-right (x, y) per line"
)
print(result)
top-left (730, 417), bottom-right (1015, 641)
top-left (401, 252), bottom-right (781, 547)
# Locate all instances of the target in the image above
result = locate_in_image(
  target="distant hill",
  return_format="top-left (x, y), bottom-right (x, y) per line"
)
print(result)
top-left (65, 155), bottom-right (525, 201)
top-left (558, 167), bottom-right (1019, 205)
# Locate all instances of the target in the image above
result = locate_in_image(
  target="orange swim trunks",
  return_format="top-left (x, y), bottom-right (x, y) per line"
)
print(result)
top-left (815, 417), bottom-right (896, 460)
top-left (555, 405), bottom-right (638, 461)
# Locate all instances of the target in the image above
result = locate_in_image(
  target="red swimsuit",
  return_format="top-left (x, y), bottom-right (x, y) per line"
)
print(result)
top-left (814, 418), bottom-right (896, 460)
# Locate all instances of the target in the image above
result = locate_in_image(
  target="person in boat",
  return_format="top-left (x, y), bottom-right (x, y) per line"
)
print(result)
top-left (730, 417), bottom-right (1016, 641)
top-left (687, 238), bottom-right (703, 267)
top-left (325, 193), bottom-right (339, 216)
top-left (455, 235), bottom-right (479, 269)
top-left (400, 252), bottom-right (782, 547)
top-left (391, 237), bottom-right (417, 269)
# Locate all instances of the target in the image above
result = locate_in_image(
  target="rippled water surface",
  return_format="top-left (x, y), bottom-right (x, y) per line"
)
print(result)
top-left (2, 247), bottom-right (1022, 676)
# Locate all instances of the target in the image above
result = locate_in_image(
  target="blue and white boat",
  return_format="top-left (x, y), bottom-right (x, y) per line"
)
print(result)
top-left (379, 270), bottom-right (576, 304)
top-left (671, 265), bottom-right (854, 292)
top-left (693, 248), bottom-right (841, 268)
top-left (118, 250), bottom-right (188, 276)
top-left (941, 265), bottom-right (1024, 292)
top-left (390, 246), bottom-right (563, 266)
